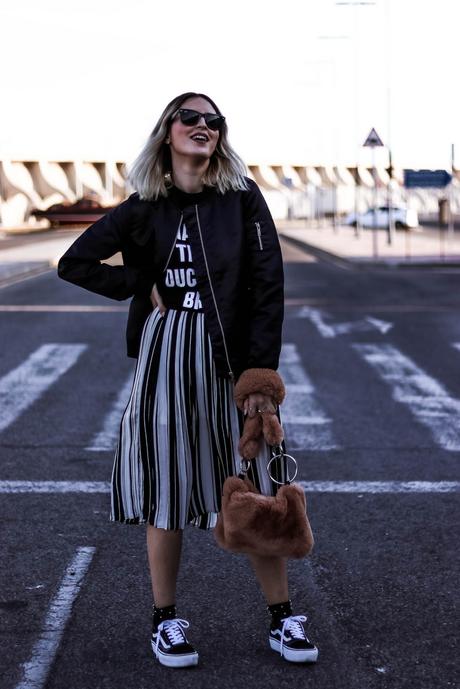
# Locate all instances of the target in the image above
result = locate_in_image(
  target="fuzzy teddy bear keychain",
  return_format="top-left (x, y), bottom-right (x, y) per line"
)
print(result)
top-left (233, 368), bottom-right (286, 458)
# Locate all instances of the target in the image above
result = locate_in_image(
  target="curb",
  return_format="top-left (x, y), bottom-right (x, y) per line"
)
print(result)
top-left (279, 233), bottom-right (355, 270)
top-left (1, 223), bottom-right (51, 236)
top-left (0, 262), bottom-right (53, 288)
top-left (278, 232), bottom-right (460, 270)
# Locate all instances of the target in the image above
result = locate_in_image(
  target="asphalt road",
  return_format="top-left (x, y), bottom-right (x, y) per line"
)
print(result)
top-left (1, 239), bottom-right (459, 689)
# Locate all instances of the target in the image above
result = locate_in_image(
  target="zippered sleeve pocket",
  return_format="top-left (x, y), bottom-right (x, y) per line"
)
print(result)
top-left (255, 221), bottom-right (264, 250)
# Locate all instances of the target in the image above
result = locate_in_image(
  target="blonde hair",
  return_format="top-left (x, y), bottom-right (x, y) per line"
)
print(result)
top-left (126, 92), bottom-right (250, 201)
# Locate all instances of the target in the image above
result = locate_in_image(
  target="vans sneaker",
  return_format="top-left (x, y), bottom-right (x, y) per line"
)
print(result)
top-left (269, 614), bottom-right (318, 663)
top-left (151, 618), bottom-right (199, 668)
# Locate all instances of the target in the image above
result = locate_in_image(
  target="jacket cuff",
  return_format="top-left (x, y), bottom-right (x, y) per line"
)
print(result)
top-left (233, 368), bottom-right (286, 409)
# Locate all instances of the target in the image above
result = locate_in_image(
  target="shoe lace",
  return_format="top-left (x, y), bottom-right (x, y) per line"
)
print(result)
top-left (155, 618), bottom-right (190, 651)
top-left (279, 615), bottom-right (307, 655)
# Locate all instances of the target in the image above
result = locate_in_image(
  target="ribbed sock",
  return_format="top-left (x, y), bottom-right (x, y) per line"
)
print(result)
top-left (152, 603), bottom-right (177, 630)
top-left (267, 599), bottom-right (293, 627)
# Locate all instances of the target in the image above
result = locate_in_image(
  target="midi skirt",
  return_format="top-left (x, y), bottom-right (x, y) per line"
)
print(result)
top-left (110, 306), bottom-right (288, 530)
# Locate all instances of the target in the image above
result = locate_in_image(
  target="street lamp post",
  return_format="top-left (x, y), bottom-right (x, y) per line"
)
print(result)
top-left (335, 1), bottom-right (377, 238)
top-left (315, 37), bottom-right (351, 232)
top-left (449, 143), bottom-right (455, 240)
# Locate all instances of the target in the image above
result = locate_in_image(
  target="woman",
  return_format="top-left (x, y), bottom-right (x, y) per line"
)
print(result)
top-left (57, 91), bottom-right (318, 668)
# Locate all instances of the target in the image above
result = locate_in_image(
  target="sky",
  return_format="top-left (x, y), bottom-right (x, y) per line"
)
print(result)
top-left (0, 0), bottom-right (458, 170)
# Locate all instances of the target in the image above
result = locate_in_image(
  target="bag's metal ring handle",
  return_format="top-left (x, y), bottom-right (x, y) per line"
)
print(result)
top-left (267, 450), bottom-right (298, 485)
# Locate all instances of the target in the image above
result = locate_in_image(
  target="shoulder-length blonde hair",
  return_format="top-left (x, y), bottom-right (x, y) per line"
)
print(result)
top-left (126, 92), bottom-right (250, 201)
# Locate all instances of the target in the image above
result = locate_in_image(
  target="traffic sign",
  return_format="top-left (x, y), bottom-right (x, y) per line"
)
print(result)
top-left (363, 128), bottom-right (384, 147)
top-left (403, 169), bottom-right (452, 189)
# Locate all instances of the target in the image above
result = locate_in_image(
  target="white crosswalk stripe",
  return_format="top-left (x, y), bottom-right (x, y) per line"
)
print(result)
top-left (353, 343), bottom-right (460, 451)
top-left (279, 344), bottom-right (339, 450)
top-left (1, 480), bottom-right (458, 494)
top-left (85, 372), bottom-right (133, 451)
top-left (1, 340), bottom-right (458, 458)
top-left (0, 344), bottom-right (87, 434)
top-left (299, 480), bottom-right (460, 493)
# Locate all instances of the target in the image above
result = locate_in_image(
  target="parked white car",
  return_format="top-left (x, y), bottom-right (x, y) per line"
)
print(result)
top-left (344, 206), bottom-right (419, 229)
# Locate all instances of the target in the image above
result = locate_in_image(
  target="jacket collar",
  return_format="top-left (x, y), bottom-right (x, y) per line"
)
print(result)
top-left (130, 184), bottom-right (217, 246)
top-left (167, 183), bottom-right (217, 209)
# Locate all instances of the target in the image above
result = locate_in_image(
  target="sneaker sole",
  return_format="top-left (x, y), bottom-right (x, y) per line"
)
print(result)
top-left (151, 640), bottom-right (199, 668)
top-left (269, 637), bottom-right (318, 663)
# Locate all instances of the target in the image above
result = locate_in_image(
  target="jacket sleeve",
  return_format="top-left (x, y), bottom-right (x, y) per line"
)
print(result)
top-left (56, 194), bottom-right (156, 301)
top-left (242, 179), bottom-right (284, 371)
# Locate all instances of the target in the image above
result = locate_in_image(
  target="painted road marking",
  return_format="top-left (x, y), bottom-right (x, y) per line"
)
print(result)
top-left (299, 481), bottom-right (460, 493)
top-left (1, 480), bottom-right (458, 494)
top-left (14, 547), bottom-right (96, 689)
top-left (0, 344), bottom-right (87, 433)
top-left (353, 343), bottom-right (460, 451)
top-left (86, 373), bottom-right (133, 451)
top-left (0, 305), bottom-right (128, 311)
top-left (285, 300), bottom-right (460, 312)
top-left (0, 481), bottom-right (110, 493)
top-left (279, 344), bottom-right (339, 450)
top-left (297, 306), bottom-right (393, 337)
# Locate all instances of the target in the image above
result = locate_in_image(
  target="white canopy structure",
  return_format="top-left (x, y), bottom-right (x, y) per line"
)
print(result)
top-left (1, 156), bottom-right (459, 228)
top-left (29, 161), bottom-right (75, 203)
top-left (248, 165), bottom-right (289, 219)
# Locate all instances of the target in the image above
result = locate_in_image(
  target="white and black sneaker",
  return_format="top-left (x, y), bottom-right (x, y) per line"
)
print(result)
top-left (151, 618), bottom-right (199, 668)
top-left (269, 614), bottom-right (319, 663)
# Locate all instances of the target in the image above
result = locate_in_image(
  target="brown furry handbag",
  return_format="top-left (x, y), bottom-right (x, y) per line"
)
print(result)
top-left (214, 369), bottom-right (314, 559)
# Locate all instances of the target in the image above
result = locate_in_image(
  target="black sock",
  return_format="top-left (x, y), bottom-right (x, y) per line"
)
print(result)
top-left (267, 599), bottom-right (293, 626)
top-left (152, 603), bottom-right (177, 629)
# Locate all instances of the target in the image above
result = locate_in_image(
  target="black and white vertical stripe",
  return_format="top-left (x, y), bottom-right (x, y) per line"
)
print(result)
top-left (110, 307), bottom-right (287, 530)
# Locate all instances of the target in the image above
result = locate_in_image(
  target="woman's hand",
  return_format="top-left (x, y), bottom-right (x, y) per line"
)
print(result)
top-left (243, 393), bottom-right (276, 418)
top-left (149, 283), bottom-right (166, 315)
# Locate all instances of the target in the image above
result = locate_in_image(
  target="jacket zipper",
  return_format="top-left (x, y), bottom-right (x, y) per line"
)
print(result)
top-left (255, 221), bottom-right (263, 250)
top-left (195, 205), bottom-right (235, 383)
top-left (163, 213), bottom-right (184, 272)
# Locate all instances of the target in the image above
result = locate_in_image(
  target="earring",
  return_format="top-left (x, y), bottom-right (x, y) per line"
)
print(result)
top-left (165, 138), bottom-right (170, 144)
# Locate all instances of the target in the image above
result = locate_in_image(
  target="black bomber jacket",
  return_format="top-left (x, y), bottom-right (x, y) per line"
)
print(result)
top-left (57, 177), bottom-right (284, 382)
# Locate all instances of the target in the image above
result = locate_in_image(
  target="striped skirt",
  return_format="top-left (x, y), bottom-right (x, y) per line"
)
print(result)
top-left (110, 307), bottom-right (287, 530)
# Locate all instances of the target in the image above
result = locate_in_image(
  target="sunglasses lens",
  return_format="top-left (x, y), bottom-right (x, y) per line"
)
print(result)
top-left (205, 115), bottom-right (223, 131)
top-left (179, 110), bottom-right (200, 126)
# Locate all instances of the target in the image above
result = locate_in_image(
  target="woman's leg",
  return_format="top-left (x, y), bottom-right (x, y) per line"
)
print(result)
top-left (247, 553), bottom-right (289, 605)
top-left (146, 525), bottom-right (183, 607)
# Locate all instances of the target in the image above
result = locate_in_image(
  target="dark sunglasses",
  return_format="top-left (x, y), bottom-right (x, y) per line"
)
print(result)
top-left (174, 108), bottom-right (225, 131)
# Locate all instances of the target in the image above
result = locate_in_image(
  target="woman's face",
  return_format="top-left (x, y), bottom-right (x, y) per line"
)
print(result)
top-left (167, 96), bottom-right (220, 161)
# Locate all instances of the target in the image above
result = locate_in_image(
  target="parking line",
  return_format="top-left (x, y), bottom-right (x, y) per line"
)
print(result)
top-left (0, 305), bottom-right (128, 311)
top-left (299, 481), bottom-right (460, 493)
top-left (0, 481), bottom-right (110, 493)
top-left (15, 546), bottom-right (96, 689)
top-left (1, 480), bottom-right (458, 494)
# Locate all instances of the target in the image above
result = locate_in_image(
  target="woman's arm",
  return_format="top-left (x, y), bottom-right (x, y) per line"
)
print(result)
top-left (57, 194), bottom-right (156, 301)
top-left (233, 181), bottom-right (286, 415)
top-left (242, 179), bottom-right (284, 370)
